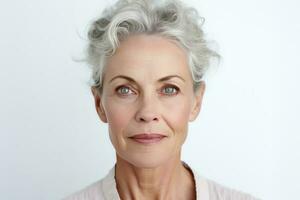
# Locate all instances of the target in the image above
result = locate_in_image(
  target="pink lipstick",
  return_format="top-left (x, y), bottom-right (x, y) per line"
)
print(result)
top-left (129, 133), bottom-right (166, 144)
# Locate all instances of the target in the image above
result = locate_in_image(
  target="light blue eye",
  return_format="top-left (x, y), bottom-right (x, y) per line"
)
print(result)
top-left (116, 86), bottom-right (134, 95)
top-left (164, 87), bottom-right (174, 93)
top-left (163, 86), bottom-right (179, 95)
top-left (119, 87), bottom-right (130, 94)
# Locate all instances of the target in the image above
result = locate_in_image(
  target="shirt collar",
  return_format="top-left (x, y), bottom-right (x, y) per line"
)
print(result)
top-left (101, 161), bottom-right (209, 200)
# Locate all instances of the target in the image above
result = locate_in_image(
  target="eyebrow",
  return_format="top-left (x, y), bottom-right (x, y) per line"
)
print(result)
top-left (109, 75), bottom-right (186, 84)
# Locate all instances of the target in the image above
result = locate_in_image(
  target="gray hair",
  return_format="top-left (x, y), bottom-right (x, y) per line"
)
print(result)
top-left (85, 0), bottom-right (220, 94)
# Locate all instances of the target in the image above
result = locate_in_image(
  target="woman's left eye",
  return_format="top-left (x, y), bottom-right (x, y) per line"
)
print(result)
top-left (161, 85), bottom-right (179, 96)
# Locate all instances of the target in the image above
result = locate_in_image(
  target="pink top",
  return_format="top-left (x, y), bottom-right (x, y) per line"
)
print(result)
top-left (63, 162), bottom-right (260, 200)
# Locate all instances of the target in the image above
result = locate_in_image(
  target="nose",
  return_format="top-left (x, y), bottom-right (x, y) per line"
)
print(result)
top-left (135, 93), bottom-right (160, 123)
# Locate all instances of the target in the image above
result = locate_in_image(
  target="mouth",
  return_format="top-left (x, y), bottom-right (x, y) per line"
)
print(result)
top-left (129, 133), bottom-right (167, 144)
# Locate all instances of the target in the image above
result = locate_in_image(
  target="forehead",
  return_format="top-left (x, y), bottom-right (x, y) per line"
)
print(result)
top-left (104, 34), bottom-right (191, 82)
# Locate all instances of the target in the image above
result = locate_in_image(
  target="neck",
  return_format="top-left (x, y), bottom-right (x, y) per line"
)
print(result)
top-left (115, 153), bottom-right (196, 200)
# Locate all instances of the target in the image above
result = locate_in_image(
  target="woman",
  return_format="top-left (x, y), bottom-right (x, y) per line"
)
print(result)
top-left (64, 0), bottom-right (260, 199)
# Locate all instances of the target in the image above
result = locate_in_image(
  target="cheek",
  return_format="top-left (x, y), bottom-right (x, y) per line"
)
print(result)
top-left (165, 96), bottom-right (192, 124)
top-left (104, 100), bottom-right (133, 133)
top-left (103, 99), bottom-right (135, 151)
top-left (162, 96), bottom-right (193, 146)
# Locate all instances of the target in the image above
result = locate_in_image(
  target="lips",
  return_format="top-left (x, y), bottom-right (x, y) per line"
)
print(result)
top-left (129, 133), bottom-right (166, 144)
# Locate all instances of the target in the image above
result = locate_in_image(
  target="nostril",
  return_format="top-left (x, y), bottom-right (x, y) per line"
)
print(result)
top-left (139, 117), bottom-right (146, 122)
top-left (138, 116), bottom-right (159, 122)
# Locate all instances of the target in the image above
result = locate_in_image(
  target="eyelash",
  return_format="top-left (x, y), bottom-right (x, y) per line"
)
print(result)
top-left (115, 84), bottom-right (180, 97)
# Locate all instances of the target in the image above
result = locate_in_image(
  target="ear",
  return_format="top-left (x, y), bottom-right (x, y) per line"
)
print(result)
top-left (91, 86), bottom-right (108, 123)
top-left (189, 81), bottom-right (206, 122)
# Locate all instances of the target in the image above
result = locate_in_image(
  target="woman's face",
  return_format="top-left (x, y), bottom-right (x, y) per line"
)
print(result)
top-left (92, 34), bottom-right (205, 168)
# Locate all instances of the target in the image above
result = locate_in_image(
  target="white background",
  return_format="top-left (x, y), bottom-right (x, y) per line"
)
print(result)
top-left (0, 0), bottom-right (299, 199)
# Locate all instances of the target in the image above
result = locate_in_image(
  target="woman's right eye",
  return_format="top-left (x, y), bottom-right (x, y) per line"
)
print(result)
top-left (116, 85), bottom-right (135, 96)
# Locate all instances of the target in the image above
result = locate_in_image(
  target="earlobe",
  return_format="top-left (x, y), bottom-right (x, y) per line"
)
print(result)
top-left (91, 87), bottom-right (108, 123)
top-left (189, 82), bottom-right (206, 122)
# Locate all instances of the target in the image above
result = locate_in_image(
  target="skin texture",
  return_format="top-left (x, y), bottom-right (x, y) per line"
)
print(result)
top-left (91, 34), bottom-right (205, 199)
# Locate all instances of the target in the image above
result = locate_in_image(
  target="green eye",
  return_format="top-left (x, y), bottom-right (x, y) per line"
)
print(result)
top-left (162, 85), bottom-right (179, 95)
top-left (116, 86), bottom-right (134, 95)
top-left (120, 87), bottom-right (129, 94)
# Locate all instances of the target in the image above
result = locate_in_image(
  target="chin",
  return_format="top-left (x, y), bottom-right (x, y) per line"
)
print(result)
top-left (131, 158), bottom-right (165, 169)
top-left (118, 151), bottom-right (172, 169)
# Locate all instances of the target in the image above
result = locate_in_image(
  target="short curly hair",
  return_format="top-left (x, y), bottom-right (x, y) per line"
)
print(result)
top-left (84, 0), bottom-right (220, 94)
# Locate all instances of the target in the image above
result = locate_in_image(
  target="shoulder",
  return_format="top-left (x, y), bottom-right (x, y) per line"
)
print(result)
top-left (184, 161), bottom-right (261, 200)
top-left (205, 178), bottom-right (261, 200)
top-left (62, 166), bottom-right (119, 200)
top-left (62, 179), bottom-right (105, 200)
